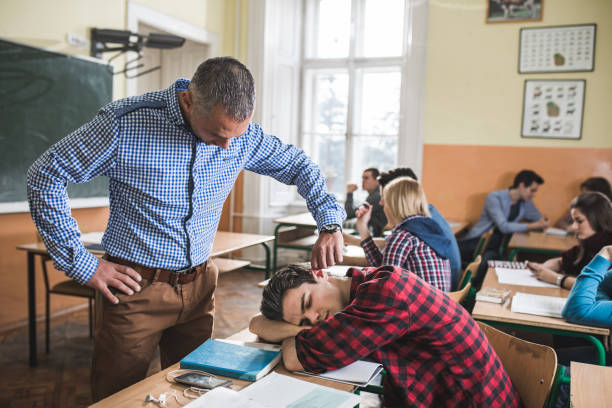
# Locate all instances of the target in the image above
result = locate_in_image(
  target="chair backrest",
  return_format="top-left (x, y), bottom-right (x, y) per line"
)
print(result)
top-left (473, 228), bottom-right (494, 260)
top-left (448, 282), bottom-right (471, 304)
top-left (459, 255), bottom-right (481, 289)
top-left (476, 322), bottom-right (557, 408)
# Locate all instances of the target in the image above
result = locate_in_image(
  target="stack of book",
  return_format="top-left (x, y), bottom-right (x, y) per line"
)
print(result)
top-left (476, 287), bottom-right (512, 304)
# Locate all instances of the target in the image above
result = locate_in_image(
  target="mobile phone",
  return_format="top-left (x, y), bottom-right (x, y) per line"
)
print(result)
top-left (174, 372), bottom-right (233, 389)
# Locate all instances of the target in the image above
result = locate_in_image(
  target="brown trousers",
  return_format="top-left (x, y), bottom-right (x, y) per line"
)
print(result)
top-left (91, 260), bottom-right (218, 401)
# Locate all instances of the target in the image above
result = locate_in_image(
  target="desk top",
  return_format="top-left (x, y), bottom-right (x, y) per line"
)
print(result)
top-left (570, 361), bottom-right (612, 408)
top-left (273, 212), bottom-right (317, 228)
top-left (508, 232), bottom-right (578, 252)
top-left (472, 268), bottom-right (609, 336)
top-left (90, 329), bottom-right (354, 408)
top-left (17, 231), bottom-right (274, 259)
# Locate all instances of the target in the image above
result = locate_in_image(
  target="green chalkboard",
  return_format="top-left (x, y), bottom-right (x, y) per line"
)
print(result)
top-left (0, 38), bottom-right (112, 204)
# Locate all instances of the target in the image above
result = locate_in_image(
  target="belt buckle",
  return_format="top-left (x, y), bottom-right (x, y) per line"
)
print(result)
top-left (171, 266), bottom-right (192, 287)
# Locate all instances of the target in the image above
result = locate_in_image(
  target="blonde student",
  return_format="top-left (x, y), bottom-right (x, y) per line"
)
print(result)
top-left (355, 177), bottom-right (451, 291)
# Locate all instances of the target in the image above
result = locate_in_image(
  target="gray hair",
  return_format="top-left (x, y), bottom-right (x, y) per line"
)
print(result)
top-left (188, 57), bottom-right (256, 121)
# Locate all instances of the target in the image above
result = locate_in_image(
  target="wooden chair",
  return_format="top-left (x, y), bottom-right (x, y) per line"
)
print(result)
top-left (476, 322), bottom-right (557, 408)
top-left (473, 228), bottom-right (494, 260)
top-left (41, 255), bottom-right (95, 353)
top-left (448, 281), bottom-right (471, 305)
top-left (459, 255), bottom-right (481, 289)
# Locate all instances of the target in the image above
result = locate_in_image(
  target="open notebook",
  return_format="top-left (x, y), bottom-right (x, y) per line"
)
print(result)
top-left (510, 292), bottom-right (567, 318)
top-left (297, 360), bottom-right (383, 387)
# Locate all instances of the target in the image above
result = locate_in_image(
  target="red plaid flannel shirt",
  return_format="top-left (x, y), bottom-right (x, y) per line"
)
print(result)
top-left (361, 219), bottom-right (451, 291)
top-left (295, 266), bottom-right (521, 407)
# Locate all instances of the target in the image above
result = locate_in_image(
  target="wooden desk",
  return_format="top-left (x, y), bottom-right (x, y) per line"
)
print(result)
top-left (272, 212), bottom-right (319, 272)
top-left (472, 268), bottom-right (609, 365)
top-left (570, 361), bottom-right (612, 408)
top-left (340, 245), bottom-right (369, 267)
top-left (507, 232), bottom-right (578, 261)
top-left (90, 329), bottom-right (355, 408)
top-left (18, 231), bottom-right (274, 367)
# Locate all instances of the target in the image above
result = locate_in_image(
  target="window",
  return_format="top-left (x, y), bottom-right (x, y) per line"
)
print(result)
top-left (301, 0), bottom-right (408, 196)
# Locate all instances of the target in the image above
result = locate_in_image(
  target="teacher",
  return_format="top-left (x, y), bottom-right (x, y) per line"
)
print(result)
top-left (27, 57), bottom-right (346, 400)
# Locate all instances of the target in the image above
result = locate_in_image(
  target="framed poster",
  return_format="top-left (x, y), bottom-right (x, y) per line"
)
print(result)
top-left (521, 80), bottom-right (585, 140)
top-left (519, 24), bottom-right (596, 73)
top-left (486, 0), bottom-right (542, 23)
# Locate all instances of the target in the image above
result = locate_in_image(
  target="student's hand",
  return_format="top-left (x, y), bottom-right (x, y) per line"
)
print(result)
top-left (85, 259), bottom-right (142, 304)
top-left (526, 261), bottom-right (559, 284)
top-left (597, 245), bottom-right (612, 261)
top-left (528, 217), bottom-right (549, 231)
top-left (346, 184), bottom-right (358, 193)
top-left (311, 231), bottom-right (344, 269)
top-left (355, 203), bottom-right (372, 239)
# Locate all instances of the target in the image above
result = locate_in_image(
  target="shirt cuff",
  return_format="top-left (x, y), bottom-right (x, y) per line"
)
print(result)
top-left (315, 209), bottom-right (346, 232)
top-left (69, 250), bottom-right (100, 285)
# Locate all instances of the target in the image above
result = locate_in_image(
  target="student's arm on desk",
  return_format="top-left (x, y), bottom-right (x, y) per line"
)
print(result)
top-left (249, 314), bottom-right (307, 371)
top-left (562, 248), bottom-right (612, 327)
top-left (527, 257), bottom-right (577, 288)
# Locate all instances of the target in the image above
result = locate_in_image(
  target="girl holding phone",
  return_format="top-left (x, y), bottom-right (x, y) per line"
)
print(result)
top-left (528, 192), bottom-right (612, 289)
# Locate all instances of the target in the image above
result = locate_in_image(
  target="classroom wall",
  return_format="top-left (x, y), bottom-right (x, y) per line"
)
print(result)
top-left (0, 0), bottom-right (246, 331)
top-left (421, 0), bottom-right (612, 226)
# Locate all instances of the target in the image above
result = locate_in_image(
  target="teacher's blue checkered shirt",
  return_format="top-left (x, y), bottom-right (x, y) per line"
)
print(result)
top-left (27, 79), bottom-right (345, 284)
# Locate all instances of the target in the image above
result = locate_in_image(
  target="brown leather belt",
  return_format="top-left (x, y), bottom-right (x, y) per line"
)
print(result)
top-left (104, 255), bottom-right (207, 287)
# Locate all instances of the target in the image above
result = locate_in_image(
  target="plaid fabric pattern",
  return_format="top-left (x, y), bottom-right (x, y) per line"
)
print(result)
top-left (295, 266), bottom-right (521, 407)
top-left (361, 220), bottom-right (451, 291)
top-left (27, 79), bottom-right (345, 284)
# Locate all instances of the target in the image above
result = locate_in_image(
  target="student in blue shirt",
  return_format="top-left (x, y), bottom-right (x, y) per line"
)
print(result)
top-left (27, 57), bottom-right (346, 400)
top-left (562, 245), bottom-right (612, 328)
top-left (458, 169), bottom-right (549, 288)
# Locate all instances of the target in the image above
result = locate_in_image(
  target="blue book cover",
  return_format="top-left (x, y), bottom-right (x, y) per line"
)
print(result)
top-left (180, 339), bottom-right (281, 382)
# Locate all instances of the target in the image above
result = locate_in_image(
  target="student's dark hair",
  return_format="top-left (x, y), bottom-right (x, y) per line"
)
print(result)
top-left (364, 168), bottom-right (380, 179)
top-left (580, 177), bottom-right (612, 201)
top-left (189, 56), bottom-right (255, 121)
top-left (378, 168), bottom-right (418, 187)
top-left (571, 192), bottom-right (612, 234)
top-left (260, 265), bottom-right (316, 321)
top-left (511, 170), bottom-right (544, 188)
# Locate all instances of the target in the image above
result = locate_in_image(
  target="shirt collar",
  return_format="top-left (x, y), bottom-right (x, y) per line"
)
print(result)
top-left (166, 78), bottom-right (190, 127)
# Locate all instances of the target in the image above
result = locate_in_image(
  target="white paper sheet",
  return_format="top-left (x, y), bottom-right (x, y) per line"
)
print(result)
top-left (298, 360), bottom-right (383, 386)
top-left (495, 268), bottom-right (558, 288)
top-left (323, 265), bottom-right (362, 277)
top-left (184, 387), bottom-right (267, 408)
top-left (240, 372), bottom-right (360, 408)
top-left (510, 292), bottom-right (567, 318)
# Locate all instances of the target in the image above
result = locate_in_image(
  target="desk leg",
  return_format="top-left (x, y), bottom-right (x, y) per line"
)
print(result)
top-left (273, 224), bottom-right (283, 275)
top-left (261, 242), bottom-right (271, 280)
top-left (27, 252), bottom-right (37, 367)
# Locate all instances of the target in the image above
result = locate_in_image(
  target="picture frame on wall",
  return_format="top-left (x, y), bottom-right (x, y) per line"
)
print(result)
top-left (486, 0), bottom-right (543, 23)
top-left (519, 24), bottom-right (596, 73)
top-left (521, 80), bottom-right (585, 140)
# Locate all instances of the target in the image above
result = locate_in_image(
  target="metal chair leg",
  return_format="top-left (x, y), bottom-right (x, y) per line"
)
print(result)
top-left (45, 292), bottom-right (50, 353)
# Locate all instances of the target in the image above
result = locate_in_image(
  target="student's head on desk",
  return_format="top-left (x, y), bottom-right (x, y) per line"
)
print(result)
top-left (569, 192), bottom-right (612, 241)
top-left (260, 265), bottom-right (350, 326)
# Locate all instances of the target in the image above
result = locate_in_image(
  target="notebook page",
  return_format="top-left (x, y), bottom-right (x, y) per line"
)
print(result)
top-left (496, 268), bottom-right (558, 288)
top-left (510, 292), bottom-right (567, 318)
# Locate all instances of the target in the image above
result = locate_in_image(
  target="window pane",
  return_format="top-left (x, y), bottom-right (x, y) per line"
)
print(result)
top-left (308, 133), bottom-right (346, 197)
top-left (303, 70), bottom-right (349, 135)
top-left (311, 0), bottom-right (351, 58)
top-left (355, 69), bottom-right (401, 136)
top-left (350, 135), bottom-right (397, 183)
top-left (361, 0), bottom-right (404, 57)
